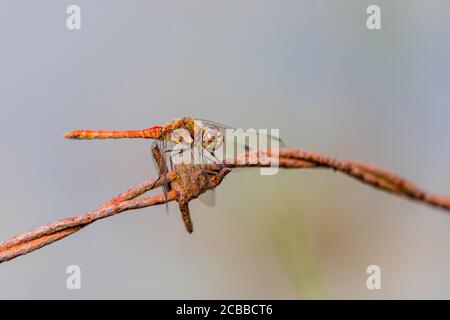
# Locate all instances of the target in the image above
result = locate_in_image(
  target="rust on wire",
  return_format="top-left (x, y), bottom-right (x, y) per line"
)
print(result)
top-left (0, 148), bottom-right (449, 264)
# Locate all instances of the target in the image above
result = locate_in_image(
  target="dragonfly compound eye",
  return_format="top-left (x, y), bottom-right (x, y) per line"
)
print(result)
top-left (202, 128), bottom-right (223, 150)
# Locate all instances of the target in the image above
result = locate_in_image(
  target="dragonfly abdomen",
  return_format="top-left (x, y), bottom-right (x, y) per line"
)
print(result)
top-left (64, 126), bottom-right (163, 140)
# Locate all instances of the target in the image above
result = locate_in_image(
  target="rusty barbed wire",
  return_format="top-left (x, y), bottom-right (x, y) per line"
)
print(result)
top-left (0, 148), bottom-right (449, 264)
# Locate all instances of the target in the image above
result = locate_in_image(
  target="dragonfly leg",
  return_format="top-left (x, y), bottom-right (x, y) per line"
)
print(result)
top-left (151, 141), bottom-right (171, 211)
top-left (199, 148), bottom-right (222, 176)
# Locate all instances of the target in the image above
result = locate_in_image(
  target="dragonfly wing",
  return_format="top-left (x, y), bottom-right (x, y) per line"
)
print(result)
top-left (198, 189), bottom-right (216, 207)
top-left (195, 119), bottom-right (284, 164)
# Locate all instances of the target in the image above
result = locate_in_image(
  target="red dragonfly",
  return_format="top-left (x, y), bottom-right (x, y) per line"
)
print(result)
top-left (64, 116), bottom-right (225, 160)
top-left (65, 117), bottom-right (281, 232)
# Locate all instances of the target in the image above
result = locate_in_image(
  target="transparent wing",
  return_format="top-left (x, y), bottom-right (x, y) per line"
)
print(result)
top-left (194, 119), bottom-right (284, 165)
top-left (198, 189), bottom-right (216, 207)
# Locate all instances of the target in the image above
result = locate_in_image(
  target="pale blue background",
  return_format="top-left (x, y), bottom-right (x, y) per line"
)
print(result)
top-left (0, 1), bottom-right (449, 298)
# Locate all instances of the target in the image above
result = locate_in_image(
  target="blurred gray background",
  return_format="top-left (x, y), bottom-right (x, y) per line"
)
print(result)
top-left (1, 1), bottom-right (449, 299)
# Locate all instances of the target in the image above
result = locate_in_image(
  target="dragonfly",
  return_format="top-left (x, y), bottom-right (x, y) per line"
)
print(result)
top-left (65, 117), bottom-right (282, 233)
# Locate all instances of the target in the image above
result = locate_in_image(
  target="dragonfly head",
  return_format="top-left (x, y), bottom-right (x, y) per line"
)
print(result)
top-left (202, 127), bottom-right (224, 151)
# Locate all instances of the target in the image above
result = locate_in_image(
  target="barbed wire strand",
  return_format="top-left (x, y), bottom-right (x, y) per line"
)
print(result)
top-left (0, 148), bottom-right (449, 264)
